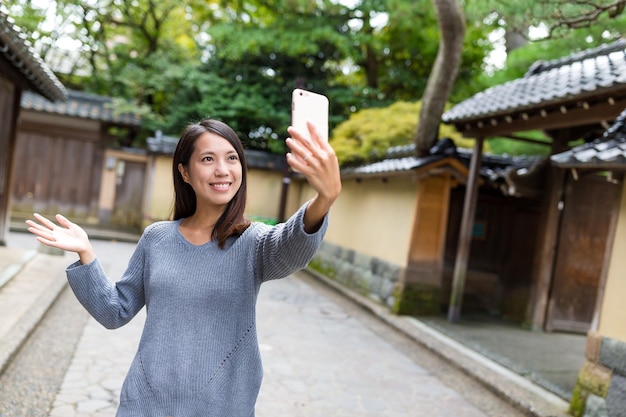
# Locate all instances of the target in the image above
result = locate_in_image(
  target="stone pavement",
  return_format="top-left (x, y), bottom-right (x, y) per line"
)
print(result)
top-left (47, 264), bottom-right (492, 417)
top-left (2, 230), bottom-right (573, 417)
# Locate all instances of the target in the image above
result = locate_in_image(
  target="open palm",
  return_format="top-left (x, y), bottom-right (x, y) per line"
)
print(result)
top-left (26, 213), bottom-right (92, 255)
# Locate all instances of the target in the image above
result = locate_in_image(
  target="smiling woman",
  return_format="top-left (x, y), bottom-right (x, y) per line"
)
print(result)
top-left (173, 122), bottom-right (248, 247)
top-left (25, 117), bottom-right (341, 417)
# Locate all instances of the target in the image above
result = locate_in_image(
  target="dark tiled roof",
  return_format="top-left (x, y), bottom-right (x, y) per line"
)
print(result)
top-left (0, 6), bottom-right (66, 101)
top-left (146, 131), bottom-right (179, 154)
top-left (456, 147), bottom-right (544, 169)
top-left (443, 39), bottom-right (626, 123)
top-left (379, 141), bottom-right (542, 170)
top-left (245, 149), bottom-right (287, 170)
top-left (21, 89), bottom-right (141, 126)
top-left (341, 155), bottom-right (441, 175)
top-left (342, 140), bottom-right (544, 194)
top-left (146, 130), bottom-right (287, 170)
top-left (551, 107), bottom-right (626, 169)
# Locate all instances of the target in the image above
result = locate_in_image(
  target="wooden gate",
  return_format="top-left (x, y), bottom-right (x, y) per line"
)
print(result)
top-left (546, 173), bottom-right (621, 333)
top-left (11, 126), bottom-right (103, 221)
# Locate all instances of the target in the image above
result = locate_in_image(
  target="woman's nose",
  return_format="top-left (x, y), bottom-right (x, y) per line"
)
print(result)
top-left (214, 160), bottom-right (227, 176)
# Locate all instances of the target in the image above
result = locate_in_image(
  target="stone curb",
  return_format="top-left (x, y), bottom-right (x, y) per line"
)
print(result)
top-left (304, 267), bottom-right (571, 417)
top-left (0, 252), bottom-right (69, 376)
top-left (0, 249), bottom-right (37, 289)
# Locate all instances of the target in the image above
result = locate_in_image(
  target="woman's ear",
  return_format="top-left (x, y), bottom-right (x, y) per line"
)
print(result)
top-left (178, 163), bottom-right (190, 183)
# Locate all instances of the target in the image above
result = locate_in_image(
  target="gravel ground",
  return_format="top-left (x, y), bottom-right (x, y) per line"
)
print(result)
top-left (0, 285), bottom-right (89, 417)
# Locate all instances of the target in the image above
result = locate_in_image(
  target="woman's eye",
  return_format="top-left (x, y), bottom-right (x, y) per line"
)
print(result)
top-left (229, 155), bottom-right (239, 161)
top-left (202, 156), bottom-right (213, 162)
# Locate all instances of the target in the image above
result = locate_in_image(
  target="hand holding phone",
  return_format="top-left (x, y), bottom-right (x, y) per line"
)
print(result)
top-left (291, 88), bottom-right (329, 143)
top-left (286, 89), bottom-right (341, 230)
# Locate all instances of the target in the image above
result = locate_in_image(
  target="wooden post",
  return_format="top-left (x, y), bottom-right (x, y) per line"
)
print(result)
top-left (0, 85), bottom-right (21, 246)
top-left (447, 136), bottom-right (484, 323)
top-left (277, 165), bottom-right (291, 223)
top-left (527, 132), bottom-right (569, 330)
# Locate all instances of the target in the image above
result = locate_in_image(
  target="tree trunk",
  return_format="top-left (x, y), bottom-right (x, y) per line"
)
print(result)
top-left (414, 0), bottom-right (466, 156)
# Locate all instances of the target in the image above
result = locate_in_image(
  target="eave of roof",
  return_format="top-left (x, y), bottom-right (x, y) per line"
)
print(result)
top-left (21, 89), bottom-right (141, 126)
top-left (146, 130), bottom-right (287, 170)
top-left (245, 149), bottom-right (287, 171)
top-left (338, 140), bottom-right (547, 198)
top-left (146, 131), bottom-right (179, 154)
top-left (550, 139), bottom-right (626, 170)
top-left (0, 6), bottom-right (66, 101)
top-left (341, 155), bottom-right (442, 178)
top-left (442, 39), bottom-right (626, 137)
top-left (551, 107), bottom-right (626, 170)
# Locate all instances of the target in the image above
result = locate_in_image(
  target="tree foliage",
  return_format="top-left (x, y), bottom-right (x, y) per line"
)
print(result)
top-left (7, 0), bottom-right (625, 161)
top-left (466, 1), bottom-right (626, 156)
top-left (6, 0), bottom-right (489, 142)
top-left (466, 0), bottom-right (626, 41)
top-left (396, 0), bottom-right (626, 159)
top-left (330, 100), bottom-right (474, 166)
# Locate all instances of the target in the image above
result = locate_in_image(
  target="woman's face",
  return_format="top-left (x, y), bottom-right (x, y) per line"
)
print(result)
top-left (178, 132), bottom-right (243, 212)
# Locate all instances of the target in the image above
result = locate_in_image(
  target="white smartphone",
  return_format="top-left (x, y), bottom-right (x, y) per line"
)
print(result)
top-left (291, 88), bottom-right (329, 142)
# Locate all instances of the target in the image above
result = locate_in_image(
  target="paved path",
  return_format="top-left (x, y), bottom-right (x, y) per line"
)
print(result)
top-left (44, 239), bottom-right (493, 417)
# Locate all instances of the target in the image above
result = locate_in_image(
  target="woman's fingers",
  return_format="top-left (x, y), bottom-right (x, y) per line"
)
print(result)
top-left (286, 121), bottom-right (340, 199)
top-left (287, 130), bottom-right (324, 170)
top-left (288, 121), bottom-right (324, 151)
top-left (33, 213), bottom-right (57, 230)
top-left (25, 219), bottom-right (45, 233)
top-left (55, 213), bottom-right (73, 229)
top-left (25, 216), bottom-right (58, 244)
top-left (25, 220), bottom-right (53, 239)
top-left (25, 213), bottom-right (92, 259)
top-left (286, 132), bottom-right (311, 163)
top-left (26, 224), bottom-right (52, 239)
top-left (305, 121), bottom-right (324, 147)
top-left (286, 142), bottom-right (313, 164)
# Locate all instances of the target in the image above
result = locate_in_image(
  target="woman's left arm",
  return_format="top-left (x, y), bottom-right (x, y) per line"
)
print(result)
top-left (286, 121), bottom-right (342, 233)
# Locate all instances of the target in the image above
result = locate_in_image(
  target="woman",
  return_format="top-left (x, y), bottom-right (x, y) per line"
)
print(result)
top-left (26, 118), bottom-right (341, 416)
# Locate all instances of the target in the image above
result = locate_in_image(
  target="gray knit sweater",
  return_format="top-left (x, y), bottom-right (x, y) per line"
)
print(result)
top-left (66, 203), bottom-right (328, 417)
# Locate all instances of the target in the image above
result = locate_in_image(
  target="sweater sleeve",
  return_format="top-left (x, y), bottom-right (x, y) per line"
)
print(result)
top-left (255, 201), bottom-right (329, 283)
top-left (66, 231), bottom-right (148, 329)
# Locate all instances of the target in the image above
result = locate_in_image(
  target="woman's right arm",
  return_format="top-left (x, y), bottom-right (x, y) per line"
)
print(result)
top-left (26, 213), bottom-right (146, 328)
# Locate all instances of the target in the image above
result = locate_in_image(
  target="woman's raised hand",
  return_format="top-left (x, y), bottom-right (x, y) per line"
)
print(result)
top-left (26, 213), bottom-right (95, 264)
top-left (286, 121), bottom-right (342, 232)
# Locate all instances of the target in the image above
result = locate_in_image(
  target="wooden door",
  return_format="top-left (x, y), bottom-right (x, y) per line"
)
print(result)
top-left (111, 160), bottom-right (145, 229)
top-left (546, 173), bottom-right (621, 333)
top-left (11, 129), bottom-right (102, 220)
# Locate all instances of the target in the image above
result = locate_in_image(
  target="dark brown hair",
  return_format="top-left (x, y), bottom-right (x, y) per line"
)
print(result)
top-left (172, 118), bottom-right (250, 248)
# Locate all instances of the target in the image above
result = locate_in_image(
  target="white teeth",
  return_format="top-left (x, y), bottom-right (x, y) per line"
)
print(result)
top-left (213, 183), bottom-right (229, 189)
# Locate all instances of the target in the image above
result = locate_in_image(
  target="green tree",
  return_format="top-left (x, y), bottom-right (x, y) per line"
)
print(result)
top-left (466, 3), bottom-right (626, 156)
top-left (3, 0), bottom-right (74, 62)
top-left (468, 0), bottom-right (626, 41)
top-left (330, 100), bottom-right (473, 166)
top-left (199, 0), bottom-right (489, 150)
top-left (58, 0), bottom-right (200, 107)
top-left (374, 0), bottom-right (489, 102)
top-left (162, 58), bottom-right (291, 153)
top-left (3, 0), bottom-right (487, 155)
top-left (414, 0), bottom-right (626, 158)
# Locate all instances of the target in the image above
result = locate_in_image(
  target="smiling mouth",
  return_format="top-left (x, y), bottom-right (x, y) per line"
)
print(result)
top-left (211, 182), bottom-right (231, 190)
